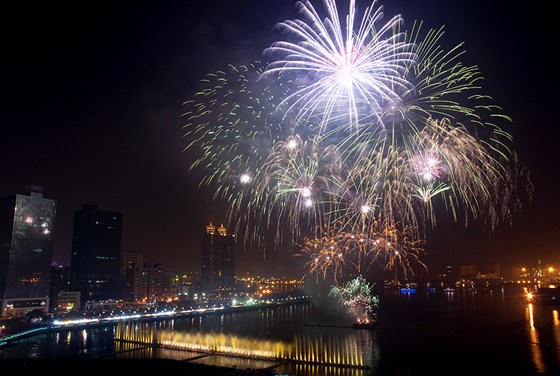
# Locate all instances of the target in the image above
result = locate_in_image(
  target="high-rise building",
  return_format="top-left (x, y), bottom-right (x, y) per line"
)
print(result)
top-left (201, 223), bottom-right (235, 297)
top-left (0, 185), bottom-right (56, 317)
top-left (50, 264), bottom-right (71, 311)
top-left (70, 204), bottom-right (122, 307)
top-left (139, 263), bottom-right (174, 303)
top-left (122, 251), bottom-right (176, 304)
top-left (122, 250), bottom-right (144, 303)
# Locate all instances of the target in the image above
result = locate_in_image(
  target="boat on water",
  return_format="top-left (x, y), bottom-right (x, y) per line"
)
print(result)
top-left (352, 321), bottom-right (379, 329)
top-left (400, 287), bottom-right (416, 294)
top-left (351, 316), bottom-right (379, 329)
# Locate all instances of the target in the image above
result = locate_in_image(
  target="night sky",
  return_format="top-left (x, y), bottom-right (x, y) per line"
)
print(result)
top-left (2, 0), bottom-right (557, 278)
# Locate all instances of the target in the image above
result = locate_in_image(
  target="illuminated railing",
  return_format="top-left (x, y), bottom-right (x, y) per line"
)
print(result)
top-left (0, 326), bottom-right (48, 345)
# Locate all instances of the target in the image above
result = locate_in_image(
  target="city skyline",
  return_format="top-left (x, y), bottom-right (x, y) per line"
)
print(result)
top-left (2, 0), bottom-right (557, 278)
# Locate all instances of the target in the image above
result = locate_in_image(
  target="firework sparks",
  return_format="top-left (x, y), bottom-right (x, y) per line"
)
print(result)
top-left (294, 219), bottom-right (426, 283)
top-left (293, 222), bottom-right (350, 284)
top-left (181, 61), bottom-right (292, 200)
top-left (413, 151), bottom-right (444, 182)
top-left (230, 134), bottom-right (342, 253)
top-left (328, 275), bottom-right (379, 324)
top-left (181, 0), bottom-right (533, 284)
top-left (261, 0), bottom-right (416, 132)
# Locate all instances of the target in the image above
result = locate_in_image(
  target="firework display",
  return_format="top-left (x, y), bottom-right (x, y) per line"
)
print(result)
top-left (294, 219), bottom-right (425, 283)
top-left (182, 0), bottom-right (532, 284)
top-left (328, 275), bottom-right (379, 323)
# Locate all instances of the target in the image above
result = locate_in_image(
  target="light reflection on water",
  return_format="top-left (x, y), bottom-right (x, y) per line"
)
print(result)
top-left (523, 300), bottom-right (560, 375)
top-left (112, 303), bottom-right (378, 374)
top-left (2, 286), bottom-right (560, 375)
top-left (526, 303), bottom-right (546, 373)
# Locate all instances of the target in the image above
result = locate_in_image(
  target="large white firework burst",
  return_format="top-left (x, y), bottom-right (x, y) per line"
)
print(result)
top-left (261, 0), bottom-right (416, 133)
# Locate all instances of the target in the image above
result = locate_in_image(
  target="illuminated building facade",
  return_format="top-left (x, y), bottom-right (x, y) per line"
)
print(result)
top-left (0, 185), bottom-right (56, 317)
top-left (139, 263), bottom-right (174, 303)
top-left (70, 204), bottom-right (122, 307)
top-left (201, 223), bottom-right (235, 296)
top-left (175, 272), bottom-right (200, 300)
top-left (53, 290), bottom-right (80, 312)
top-left (122, 251), bottom-right (174, 303)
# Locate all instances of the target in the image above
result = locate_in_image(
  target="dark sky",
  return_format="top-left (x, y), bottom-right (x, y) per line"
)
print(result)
top-left (2, 0), bottom-right (557, 278)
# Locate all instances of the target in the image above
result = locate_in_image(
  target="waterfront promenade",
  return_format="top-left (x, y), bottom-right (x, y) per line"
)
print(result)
top-left (0, 295), bottom-right (311, 345)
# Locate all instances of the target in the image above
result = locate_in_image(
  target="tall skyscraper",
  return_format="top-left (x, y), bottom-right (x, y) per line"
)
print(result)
top-left (201, 223), bottom-right (235, 296)
top-left (0, 185), bottom-right (56, 317)
top-left (70, 204), bottom-right (122, 307)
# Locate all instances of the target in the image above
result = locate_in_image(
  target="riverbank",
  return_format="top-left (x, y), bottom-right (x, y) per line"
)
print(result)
top-left (0, 296), bottom-right (312, 344)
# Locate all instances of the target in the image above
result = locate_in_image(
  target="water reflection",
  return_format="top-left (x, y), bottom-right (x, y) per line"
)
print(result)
top-left (114, 319), bottom-right (377, 370)
top-left (525, 303), bottom-right (546, 373)
top-left (523, 301), bottom-right (560, 374)
top-left (3, 287), bottom-right (560, 375)
top-left (553, 310), bottom-right (560, 365)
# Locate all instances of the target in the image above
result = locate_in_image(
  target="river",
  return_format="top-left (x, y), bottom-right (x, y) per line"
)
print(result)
top-left (1, 283), bottom-right (559, 375)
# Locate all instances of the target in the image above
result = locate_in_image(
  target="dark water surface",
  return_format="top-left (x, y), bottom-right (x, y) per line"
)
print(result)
top-left (1, 284), bottom-right (559, 375)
